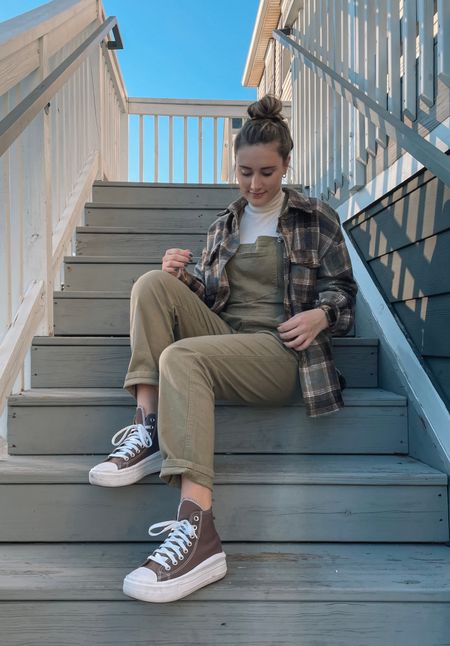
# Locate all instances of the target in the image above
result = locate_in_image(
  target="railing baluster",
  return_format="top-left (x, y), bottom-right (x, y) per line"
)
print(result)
top-left (213, 117), bottom-right (218, 183)
top-left (292, 54), bottom-right (299, 185)
top-left (437, 0), bottom-right (450, 87)
top-left (154, 115), bottom-right (158, 182)
top-left (339, 0), bottom-right (349, 188)
top-left (198, 116), bottom-right (202, 183)
top-left (314, 0), bottom-right (321, 195)
top-left (366, 0), bottom-right (377, 156)
top-left (355, 0), bottom-right (367, 165)
top-left (319, 0), bottom-right (327, 197)
top-left (348, 0), bottom-right (365, 191)
top-left (139, 114), bottom-right (144, 182)
top-left (402, 0), bottom-right (417, 120)
top-left (305, 0), bottom-right (314, 192)
top-left (387, 0), bottom-right (401, 117)
top-left (417, 0), bottom-right (434, 107)
top-left (184, 116), bottom-right (188, 183)
top-left (0, 94), bottom-right (12, 334)
top-left (332, 0), bottom-right (343, 189)
top-left (169, 115), bottom-right (173, 183)
top-left (375, 1), bottom-right (388, 147)
top-left (326, 0), bottom-right (335, 194)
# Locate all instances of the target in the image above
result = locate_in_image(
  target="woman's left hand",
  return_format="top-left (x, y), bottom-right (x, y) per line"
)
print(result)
top-left (277, 309), bottom-right (329, 351)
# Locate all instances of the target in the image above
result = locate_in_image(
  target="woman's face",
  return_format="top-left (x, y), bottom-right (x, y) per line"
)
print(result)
top-left (235, 142), bottom-right (289, 207)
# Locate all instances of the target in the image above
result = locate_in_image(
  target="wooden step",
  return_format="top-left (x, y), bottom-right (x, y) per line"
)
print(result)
top-left (7, 388), bottom-right (407, 455)
top-left (53, 290), bottom-right (361, 338)
top-left (2, 541), bottom-right (450, 602)
top-left (75, 228), bottom-right (207, 257)
top-left (1, 543), bottom-right (450, 646)
top-left (50, 296), bottom-right (372, 374)
top-left (92, 181), bottom-right (240, 206)
top-left (63, 256), bottom-right (195, 292)
top-left (84, 203), bottom-right (221, 230)
top-left (32, 335), bottom-right (378, 387)
top-left (0, 454), bottom-right (446, 542)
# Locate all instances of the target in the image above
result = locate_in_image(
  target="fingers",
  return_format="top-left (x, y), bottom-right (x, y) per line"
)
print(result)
top-left (277, 327), bottom-right (299, 341)
top-left (162, 248), bottom-right (193, 275)
top-left (282, 334), bottom-right (310, 348)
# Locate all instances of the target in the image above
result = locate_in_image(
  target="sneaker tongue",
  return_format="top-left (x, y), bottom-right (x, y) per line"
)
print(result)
top-left (177, 498), bottom-right (203, 521)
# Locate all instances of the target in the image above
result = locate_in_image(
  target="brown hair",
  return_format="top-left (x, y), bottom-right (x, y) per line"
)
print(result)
top-left (234, 95), bottom-right (293, 161)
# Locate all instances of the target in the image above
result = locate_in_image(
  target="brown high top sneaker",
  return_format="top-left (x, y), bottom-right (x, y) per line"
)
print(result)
top-left (88, 405), bottom-right (162, 487)
top-left (123, 498), bottom-right (227, 603)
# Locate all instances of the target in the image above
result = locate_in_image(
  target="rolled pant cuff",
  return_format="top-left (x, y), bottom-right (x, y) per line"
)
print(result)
top-left (160, 458), bottom-right (214, 491)
top-left (123, 371), bottom-right (160, 398)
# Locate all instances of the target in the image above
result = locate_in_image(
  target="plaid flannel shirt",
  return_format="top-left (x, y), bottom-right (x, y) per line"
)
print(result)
top-left (180, 187), bottom-right (358, 417)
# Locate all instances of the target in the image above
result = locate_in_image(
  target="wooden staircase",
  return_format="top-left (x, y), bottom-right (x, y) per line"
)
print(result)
top-left (1, 182), bottom-right (450, 645)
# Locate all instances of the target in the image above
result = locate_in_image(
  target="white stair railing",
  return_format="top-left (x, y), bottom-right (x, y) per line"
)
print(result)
top-left (128, 98), bottom-right (252, 184)
top-left (273, 0), bottom-right (450, 199)
top-left (0, 0), bottom-right (127, 447)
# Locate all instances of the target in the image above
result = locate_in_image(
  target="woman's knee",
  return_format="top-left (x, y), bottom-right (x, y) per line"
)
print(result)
top-left (131, 269), bottom-right (173, 300)
top-left (159, 340), bottom-right (205, 377)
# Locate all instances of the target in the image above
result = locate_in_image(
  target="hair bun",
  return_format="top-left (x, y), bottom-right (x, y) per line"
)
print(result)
top-left (247, 95), bottom-right (284, 122)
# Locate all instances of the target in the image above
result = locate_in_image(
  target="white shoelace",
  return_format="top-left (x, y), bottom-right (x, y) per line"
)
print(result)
top-left (146, 519), bottom-right (198, 571)
top-left (108, 421), bottom-right (154, 461)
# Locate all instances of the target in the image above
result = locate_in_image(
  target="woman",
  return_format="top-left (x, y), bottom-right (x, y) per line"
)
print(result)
top-left (89, 95), bottom-right (357, 603)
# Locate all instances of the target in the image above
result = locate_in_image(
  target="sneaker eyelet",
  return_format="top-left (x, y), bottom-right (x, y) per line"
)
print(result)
top-left (193, 525), bottom-right (198, 531)
top-left (165, 565), bottom-right (170, 571)
top-left (130, 453), bottom-right (135, 458)
top-left (173, 560), bottom-right (178, 566)
top-left (179, 555), bottom-right (184, 560)
top-left (187, 540), bottom-right (192, 546)
top-left (183, 548), bottom-right (188, 554)
top-left (193, 515), bottom-right (199, 521)
top-left (124, 457), bottom-right (129, 462)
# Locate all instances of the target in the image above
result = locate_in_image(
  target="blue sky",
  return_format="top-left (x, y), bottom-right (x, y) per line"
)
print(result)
top-left (1, 0), bottom-right (259, 181)
top-left (0, 1), bottom-right (258, 99)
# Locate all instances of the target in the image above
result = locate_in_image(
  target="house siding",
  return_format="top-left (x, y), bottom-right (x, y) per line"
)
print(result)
top-left (345, 164), bottom-right (450, 409)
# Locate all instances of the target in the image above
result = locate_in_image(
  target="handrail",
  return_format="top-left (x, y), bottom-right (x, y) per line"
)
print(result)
top-left (0, 15), bottom-right (123, 158)
top-left (0, 3), bottom-right (127, 441)
top-left (273, 28), bottom-right (450, 188)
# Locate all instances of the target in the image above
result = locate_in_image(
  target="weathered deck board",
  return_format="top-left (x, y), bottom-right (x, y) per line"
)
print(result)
top-left (2, 600), bottom-right (450, 646)
top-left (0, 454), bottom-right (437, 485)
top-left (1, 542), bottom-right (450, 602)
top-left (0, 456), bottom-right (446, 542)
top-left (8, 387), bottom-right (407, 455)
top-left (0, 482), bottom-right (446, 542)
top-left (85, 204), bottom-right (221, 230)
top-left (92, 181), bottom-right (240, 206)
top-left (76, 230), bottom-right (207, 257)
top-left (31, 336), bottom-right (378, 388)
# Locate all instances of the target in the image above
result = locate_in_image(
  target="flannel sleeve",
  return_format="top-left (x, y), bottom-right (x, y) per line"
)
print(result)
top-left (315, 205), bottom-right (358, 336)
top-left (178, 246), bottom-right (207, 301)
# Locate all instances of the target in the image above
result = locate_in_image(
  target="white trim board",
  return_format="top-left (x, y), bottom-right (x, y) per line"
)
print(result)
top-left (336, 118), bottom-right (450, 462)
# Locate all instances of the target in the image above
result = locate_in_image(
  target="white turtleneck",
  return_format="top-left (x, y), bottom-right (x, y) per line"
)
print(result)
top-left (239, 189), bottom-right (284, 244)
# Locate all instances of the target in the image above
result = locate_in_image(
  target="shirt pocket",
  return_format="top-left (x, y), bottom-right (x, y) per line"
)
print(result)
top-left (289, 249), bottom-right (320, 304)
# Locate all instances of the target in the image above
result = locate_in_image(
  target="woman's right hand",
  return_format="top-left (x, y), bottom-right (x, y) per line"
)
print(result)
top-left (162, 248), bottom-right (193, 277)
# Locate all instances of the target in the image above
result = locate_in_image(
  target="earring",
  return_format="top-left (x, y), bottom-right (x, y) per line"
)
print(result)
top-left (282, 173), bottom-right (287, 178)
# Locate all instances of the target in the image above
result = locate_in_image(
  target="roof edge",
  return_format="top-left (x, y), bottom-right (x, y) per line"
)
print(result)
top-left (242, 0), bottom-right (281, 88)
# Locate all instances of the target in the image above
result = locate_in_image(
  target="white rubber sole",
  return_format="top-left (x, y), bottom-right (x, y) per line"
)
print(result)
top-left (88, 451), bottom-right (163, 487)
top-left (123, 552), bottom-right (227, 603)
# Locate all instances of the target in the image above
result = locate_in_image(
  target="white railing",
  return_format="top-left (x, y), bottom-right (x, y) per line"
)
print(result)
top-left (128, 98), bottom-right (252, 184)
top-left (274, 0), bottom-right (450, 199)
top-left (0, 0), bottom-right (127, 448)
top-left (127, 98), bottom-right (293, 184)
